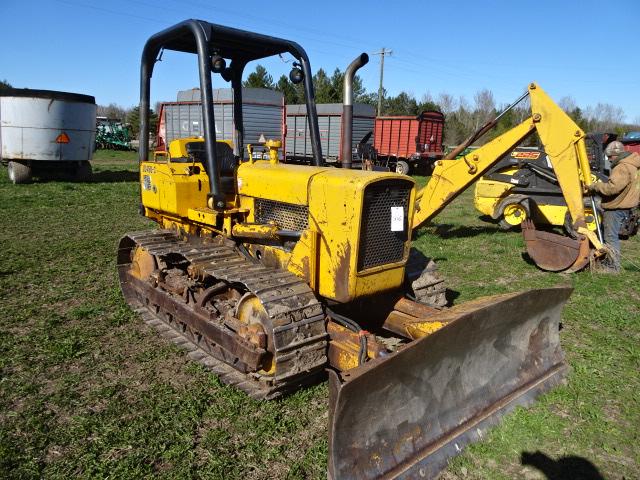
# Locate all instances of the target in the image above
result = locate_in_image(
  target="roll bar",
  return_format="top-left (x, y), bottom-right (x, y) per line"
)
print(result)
top-left (139, 19), bottom-right (324, 208)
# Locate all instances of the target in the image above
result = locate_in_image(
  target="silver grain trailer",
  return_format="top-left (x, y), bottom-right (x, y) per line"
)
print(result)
top-left (0, 89), bottom-right (96, 183)
top-left (285, 103), bottom-right (375, 164)
top-left (157, 88), bottom-right (284, 158)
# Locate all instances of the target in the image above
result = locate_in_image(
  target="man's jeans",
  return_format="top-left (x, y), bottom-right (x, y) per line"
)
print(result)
top-left (602, 209), bottom-right (630, 269)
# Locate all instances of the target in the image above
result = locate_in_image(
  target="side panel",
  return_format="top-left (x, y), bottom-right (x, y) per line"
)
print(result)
top-left (159, 88), bottom-right (284, 158)
top-left (0, 96), bottom-right (96, 162)
top-left (140, 161), bottom-right (209, 218)
top-left (285, 103), bottom-right (374, 163)
top-left (374, 117), bottom-right (419, 158)
top-left (308, 170), bottom-right (415, 302)
top-left (417, 112), bottom-right (445, 155)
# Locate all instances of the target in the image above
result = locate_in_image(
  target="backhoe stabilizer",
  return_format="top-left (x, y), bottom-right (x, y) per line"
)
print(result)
top-left (328, 286), bottom-right (572, 480)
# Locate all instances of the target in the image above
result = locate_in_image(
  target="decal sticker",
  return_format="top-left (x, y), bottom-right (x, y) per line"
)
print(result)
top-left (391, 206), bottom-right (404, 232)
top-left (512, 151), bottom-right (541, 160)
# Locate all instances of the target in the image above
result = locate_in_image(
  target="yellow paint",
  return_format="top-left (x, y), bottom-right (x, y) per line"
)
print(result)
top-left (307, 168), bottom-right (415, 302)
top-left (413, 120), bottom-right (536, 228)
top-left (143, 137), bottom-right (419, 303)
top-left (413, 83), bottom-right (603, 254)
top-left (287, 229), bottom-right (319, 290)
top-left (130, 247), bottom-right (156, 280)
top-left (232, 223), bottom-right (280, 240)
top-left (235, 294), bottom-right (276, 375)
top-left (237, 160), bottom-right (325, 205)
top-left (406, 321), bottom-right (446, 339)
top-left (503, 203), bottom-right (528, 226)
top-left (167, 136), bottom-right (233, 159)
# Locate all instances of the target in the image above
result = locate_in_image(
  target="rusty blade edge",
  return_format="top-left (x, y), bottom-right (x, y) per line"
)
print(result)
top-left (378, 362), bottom-right (567, 480)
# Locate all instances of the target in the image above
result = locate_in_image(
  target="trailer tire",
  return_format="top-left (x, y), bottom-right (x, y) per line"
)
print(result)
top-left (395, 160), bottom-right (410, 175)
top-left (7, 161), bottom-right (32, 184)
top-left (74, 161), bottom-right (93, 182)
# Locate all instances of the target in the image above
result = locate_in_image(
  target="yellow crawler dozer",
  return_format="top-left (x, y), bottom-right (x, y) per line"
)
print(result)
top-left (118, 20), bottom-right (578, 479)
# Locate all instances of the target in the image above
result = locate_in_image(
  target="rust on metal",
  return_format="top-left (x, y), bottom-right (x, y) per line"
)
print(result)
top-left (393, 297), bottom-right (440, 317)
top-left (117, 230), bottom-right (328, 400)
top-left (123, 271), bottom-right (266, 370)
top-left (522, 219), bottom-right (589, 272)
top-left (328, 286), bottom-right (572, 480)
top-left (333, 242), bottom-right (352, 303)
top-left (327, 321), bottom-right (386, 371)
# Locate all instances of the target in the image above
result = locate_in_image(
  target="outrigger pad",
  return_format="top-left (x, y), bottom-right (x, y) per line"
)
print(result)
top-left (328, 287), bottom-right (572, 480)
top-left (521, 219), bottom-right (590, 272)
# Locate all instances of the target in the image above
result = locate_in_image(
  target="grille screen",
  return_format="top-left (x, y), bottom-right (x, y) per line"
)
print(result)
top-left (254, 198), bottom-right (309, 231)
top-left (358, 180), bottom-right (412, 271)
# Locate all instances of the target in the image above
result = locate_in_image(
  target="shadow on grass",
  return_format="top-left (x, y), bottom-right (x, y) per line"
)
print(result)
top-left (90, 170), bottom-right (139, 183)
top-left (17, 170), bottom-right (139, 184)
top-left (521, 252), bottom-right (538, 267)
top-left (521, 451), bottom-right (605, 480)
top-left (432, 223), bottom-right (499, 239)
top-left (446, 289), bottom-right (461, 304)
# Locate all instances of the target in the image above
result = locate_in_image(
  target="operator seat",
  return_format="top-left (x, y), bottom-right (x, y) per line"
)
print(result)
top-left (185, 141), bottom-right (237, 194)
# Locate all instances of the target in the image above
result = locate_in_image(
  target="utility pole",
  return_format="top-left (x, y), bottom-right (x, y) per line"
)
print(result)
top-left (372, 48), bottom-right (392, 116)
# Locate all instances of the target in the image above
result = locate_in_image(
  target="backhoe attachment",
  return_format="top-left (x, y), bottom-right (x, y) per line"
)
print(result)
top-left (328, 286), bottom-right (572, 480)
top-left (412, 83), bottom-right (605, 272)
top-left (522, 220), bottom-right (592, 272)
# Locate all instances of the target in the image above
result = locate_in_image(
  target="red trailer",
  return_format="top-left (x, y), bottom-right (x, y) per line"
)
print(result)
top-left (373, 110), bottom-right (445, 174)
top-left (621, 132), bottom-right (640, 154)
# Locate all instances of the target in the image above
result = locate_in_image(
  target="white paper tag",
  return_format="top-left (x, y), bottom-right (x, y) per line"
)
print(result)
top-left (390, 206), bottom-right (404, 232)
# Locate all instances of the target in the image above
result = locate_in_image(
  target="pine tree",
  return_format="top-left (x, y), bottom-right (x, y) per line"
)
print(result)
top-left (243, 65), bottom-right (274, 89)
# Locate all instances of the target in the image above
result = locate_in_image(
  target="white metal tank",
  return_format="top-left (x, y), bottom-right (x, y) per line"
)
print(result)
top-left (0, 89), bottom-right (96, 183)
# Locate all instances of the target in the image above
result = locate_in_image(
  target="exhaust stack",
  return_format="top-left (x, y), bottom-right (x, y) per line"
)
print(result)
top-left (341, 53), bottom-right (369, 169)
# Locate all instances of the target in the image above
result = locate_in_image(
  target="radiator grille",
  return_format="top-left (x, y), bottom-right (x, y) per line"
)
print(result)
top-left (358, 180), bottom-right (412, 271)
top-left (254, 198), bottom-right (309, 231)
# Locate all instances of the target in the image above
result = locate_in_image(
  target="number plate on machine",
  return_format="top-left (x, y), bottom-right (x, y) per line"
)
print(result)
top-left (391, 206), bottom-right (404, 232)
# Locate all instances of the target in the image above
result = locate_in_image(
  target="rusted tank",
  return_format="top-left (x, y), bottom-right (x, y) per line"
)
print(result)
top-left (0, 88), bottom-right (96, 183)
top-left (374, 110), bottom-right (445, 174)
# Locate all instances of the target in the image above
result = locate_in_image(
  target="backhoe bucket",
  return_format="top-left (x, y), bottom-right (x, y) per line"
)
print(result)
top-left (521, 219), bottom-right (590, 272)
top-left (328, 287), bottom-right (572, 480)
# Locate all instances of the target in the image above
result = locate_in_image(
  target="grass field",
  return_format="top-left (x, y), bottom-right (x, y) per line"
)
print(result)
top-left (1, 152), bottom-right (638, 479)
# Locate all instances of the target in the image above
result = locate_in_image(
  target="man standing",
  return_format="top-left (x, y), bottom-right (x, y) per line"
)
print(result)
top-left (587, 141), bottom-right (640, 271)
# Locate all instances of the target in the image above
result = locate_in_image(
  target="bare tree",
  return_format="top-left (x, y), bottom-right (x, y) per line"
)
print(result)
top-left (437, 93), bottom-right (457, 114)
top-left (473, 89), bottom-right (496, 129)
top-left (97, 103), bottom-right (127, 120)
top-left (585, 102), bottom-right (626, 132)
top-left (558, 96), bottom-right (577, 113)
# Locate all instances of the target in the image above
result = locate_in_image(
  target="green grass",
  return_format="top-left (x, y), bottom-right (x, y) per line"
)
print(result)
top-left (0, 159), bottom-right (638, 479)
top-left (92, 149), bottom-right (138, 163)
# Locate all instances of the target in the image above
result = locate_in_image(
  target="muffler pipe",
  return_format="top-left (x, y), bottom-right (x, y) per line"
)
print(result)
top-left (341, 53), bottom-right (369, 169)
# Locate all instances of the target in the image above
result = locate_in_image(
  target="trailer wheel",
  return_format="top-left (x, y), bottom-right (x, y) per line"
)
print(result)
top-left (395, 160), bottom-right (410, 175)
top-left (74, 162), bottom-right (93, 182)
top-left (7, 161), bottom-right (32, 184)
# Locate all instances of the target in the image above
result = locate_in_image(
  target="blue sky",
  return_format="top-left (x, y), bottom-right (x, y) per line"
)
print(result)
top-left (1, 0), bottom-right (639, 122)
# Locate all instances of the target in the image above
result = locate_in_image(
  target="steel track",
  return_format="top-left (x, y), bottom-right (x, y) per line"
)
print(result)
top-left (118, 230), bottom-right (328, 399)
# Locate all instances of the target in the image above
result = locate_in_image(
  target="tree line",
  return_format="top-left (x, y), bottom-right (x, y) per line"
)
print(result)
top-left (243, 64), bottom-right (639, 146)
top-left (15, 57), bottom-right (625, 148)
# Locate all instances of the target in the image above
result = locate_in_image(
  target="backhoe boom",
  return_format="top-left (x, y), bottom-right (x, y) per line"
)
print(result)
top-left (411, 83), bottom-right (603, 271)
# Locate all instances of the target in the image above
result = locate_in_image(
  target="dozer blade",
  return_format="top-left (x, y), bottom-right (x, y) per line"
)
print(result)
top-left (521, 219), bottom-right (590, 272)
top-left (328, 286), bottom-right (572, 480)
